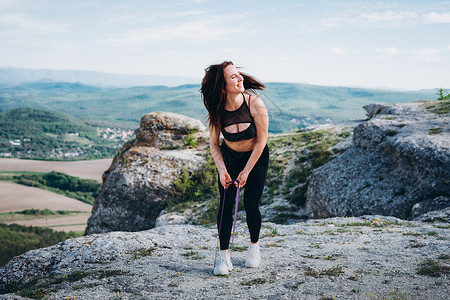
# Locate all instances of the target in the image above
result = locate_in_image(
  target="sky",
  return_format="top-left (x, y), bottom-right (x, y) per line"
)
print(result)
top-left (1, 0), bottom-right (449, 90)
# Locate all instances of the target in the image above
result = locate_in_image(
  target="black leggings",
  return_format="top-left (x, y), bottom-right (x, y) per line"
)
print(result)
top-left (217, 142), bottom-right (269, 250)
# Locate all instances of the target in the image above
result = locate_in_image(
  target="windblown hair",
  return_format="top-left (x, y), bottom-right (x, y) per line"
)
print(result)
top-left (200, 61), bottom-right (266, 130)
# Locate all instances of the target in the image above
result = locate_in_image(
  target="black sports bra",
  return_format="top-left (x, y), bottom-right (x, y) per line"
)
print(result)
top-left (221, 94), bottom-right (257, 142)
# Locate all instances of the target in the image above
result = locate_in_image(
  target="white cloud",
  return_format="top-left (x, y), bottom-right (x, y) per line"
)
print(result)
top-left (376, 47), bottom-right (400, 55)
top-left (185, 0), bottom-right (208, 3)
top-left (375, 46), bottom-right (449, 62)
top-left (102, 19), bottom-right (246, 45)
top-left (101, 10), bottom-right (205, 26)
top-left (423, 12), bottom-right (450, 24)
top-left (317, 10), bottom-right (417, 30)
top-left (330, 48), bottom-right (362, 55)
top-left (319, 9), bottom-right (450, 30)
top-left (222, 48), bottom-right (243, 54)
top-left (317, 18), bottom-right (342, 30)
top-left (330, 47), bottom-right (348, 55)
top-left (0, 0), bottom-right (18, 9)
top-left (360, 11), bottom-right (417, 23)
top-left (411, 48), bottom-right (442, 62)
top-left (250, 56), bottom-right (290, 62)
top-left (0, 13), bottom-right (69, 34)
top-left (172, 10), bottom-right (205, 17)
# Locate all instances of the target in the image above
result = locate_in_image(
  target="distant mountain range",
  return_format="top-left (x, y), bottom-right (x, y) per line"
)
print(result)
top-left (0, 67), bottom-right (200, 88)
top-left (0, 67), bottom-right (439, 133)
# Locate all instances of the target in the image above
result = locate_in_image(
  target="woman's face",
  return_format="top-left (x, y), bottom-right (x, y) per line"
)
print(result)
top-left (223, 64), bottom-right (244, 94)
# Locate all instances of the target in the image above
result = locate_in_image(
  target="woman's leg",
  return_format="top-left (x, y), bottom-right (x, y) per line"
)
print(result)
top-left (243, 145), bottom-right (269, 244)
top-left (217, 181), bottom-right (238, 250)
top-left (217, 142), bottom-right (242, 250)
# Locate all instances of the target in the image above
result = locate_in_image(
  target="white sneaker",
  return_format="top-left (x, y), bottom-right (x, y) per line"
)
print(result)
top-left (226, 251), bottom-right (233, 271)
top-left (214, 251), bottom-right (229, 275)
top-left (245, 244), bottom-right (261, 268)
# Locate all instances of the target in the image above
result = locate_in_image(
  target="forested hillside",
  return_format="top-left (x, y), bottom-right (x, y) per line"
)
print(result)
top-left (0, 108), bottom-right (132, 159)
top-left (0, 223), bottom-right (81, 266)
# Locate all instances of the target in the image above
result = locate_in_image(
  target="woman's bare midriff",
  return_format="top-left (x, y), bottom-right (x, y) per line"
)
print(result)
top-left (224, 137), bottom-right (257, 152)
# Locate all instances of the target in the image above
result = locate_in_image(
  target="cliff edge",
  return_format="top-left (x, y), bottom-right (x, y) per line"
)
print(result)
top-left (1, 216), bottom-right (449, 299)
top-left (306, 100), bottom-right (450, 221)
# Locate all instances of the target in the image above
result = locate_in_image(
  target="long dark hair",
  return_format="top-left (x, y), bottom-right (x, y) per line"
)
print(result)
top-left (200, 61), bottom-right (266, 129)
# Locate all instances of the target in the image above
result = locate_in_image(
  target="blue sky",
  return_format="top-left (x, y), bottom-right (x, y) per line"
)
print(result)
top-left (1, 0), bottom-right (449, 90)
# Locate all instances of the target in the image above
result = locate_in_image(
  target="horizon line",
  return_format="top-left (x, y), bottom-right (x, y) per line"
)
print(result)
top-left (0, 65), bottom-right (446, 92)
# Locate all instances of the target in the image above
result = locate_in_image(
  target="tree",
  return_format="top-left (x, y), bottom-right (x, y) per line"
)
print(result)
top-left (436, 88), bottom-right (450, 101)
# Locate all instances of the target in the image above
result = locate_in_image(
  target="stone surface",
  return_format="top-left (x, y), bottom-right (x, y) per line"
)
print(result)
top-left (1, 217), bottom-right (449, 299)
top-left (410, 196), bottom-right (450, 220)
top-left (306, 101), bottom-right (450, 220)
top-left (135, 111), bottom-right (205, 149)
top-left (414, 207), bottom-right (450, 223)
top-left (85, 112), bottom-right (207, 235)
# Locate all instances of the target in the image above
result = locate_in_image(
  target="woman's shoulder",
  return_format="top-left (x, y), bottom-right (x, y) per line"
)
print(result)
top-left (244, 93), bottom-right (262, 104)
top-left (245, 93), bottom-right (266, 111)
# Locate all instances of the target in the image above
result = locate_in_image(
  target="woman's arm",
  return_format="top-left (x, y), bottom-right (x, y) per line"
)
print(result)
top-left (236, 96), bottom-right (269, 187)
top-left (209, 124), bottom-right (232, 189)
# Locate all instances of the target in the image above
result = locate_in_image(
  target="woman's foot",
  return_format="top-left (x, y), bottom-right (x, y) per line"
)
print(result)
top-left (245, 243), bottom-right (261, 268)
top-left (214, 251), bottom-right (232, 275)
top-left (226, 251), bottom-right (233, 271)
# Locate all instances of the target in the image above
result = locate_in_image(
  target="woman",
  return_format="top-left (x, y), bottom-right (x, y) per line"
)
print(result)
top-left (200, 61), bottom-right (269, 275)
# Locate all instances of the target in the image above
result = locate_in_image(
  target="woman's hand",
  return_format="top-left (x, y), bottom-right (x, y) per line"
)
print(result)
top-left (236, 170), bottom-right (249, 188)
top-left (219, 171), bottom-right (233, 189)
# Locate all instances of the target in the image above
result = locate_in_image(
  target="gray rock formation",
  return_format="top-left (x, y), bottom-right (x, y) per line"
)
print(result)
top-left (410, 196), bottom-right (450, 220)
top-left (413, 206), bottom-right (450, 223)
top-left (1, 217), bottom-right (448, 299)
top-left (306, 101), bottom-right (450, 220)
top-left (85, 112), bottom-right (207, 235)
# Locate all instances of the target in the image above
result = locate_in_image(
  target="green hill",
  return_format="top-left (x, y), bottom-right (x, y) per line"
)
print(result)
top-left (262, 83), bottom-right (436, 131)
top-left (0, 81), bottom-right (437, 134)
top-left (0, 107), bottom-right (128, 159)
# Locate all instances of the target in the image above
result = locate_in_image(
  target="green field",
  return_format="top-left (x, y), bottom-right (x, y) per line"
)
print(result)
top-left (0, 171), bottom-right (101, 205)
top-left (0, 209), bottom-right (87, 223)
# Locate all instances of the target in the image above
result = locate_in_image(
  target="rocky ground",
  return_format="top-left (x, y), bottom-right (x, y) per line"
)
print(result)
top-left (1, 216), bottom-right (449, 299)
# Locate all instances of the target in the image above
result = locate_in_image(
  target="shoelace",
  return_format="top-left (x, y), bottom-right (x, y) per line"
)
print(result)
top-left (214, 180), bottom-right (240, 268)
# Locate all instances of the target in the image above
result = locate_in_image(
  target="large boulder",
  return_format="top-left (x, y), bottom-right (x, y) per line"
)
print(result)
top-left (85, 112), bottom-right (207, 235)
top-left (306, 101), bottom-right (450, 220)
